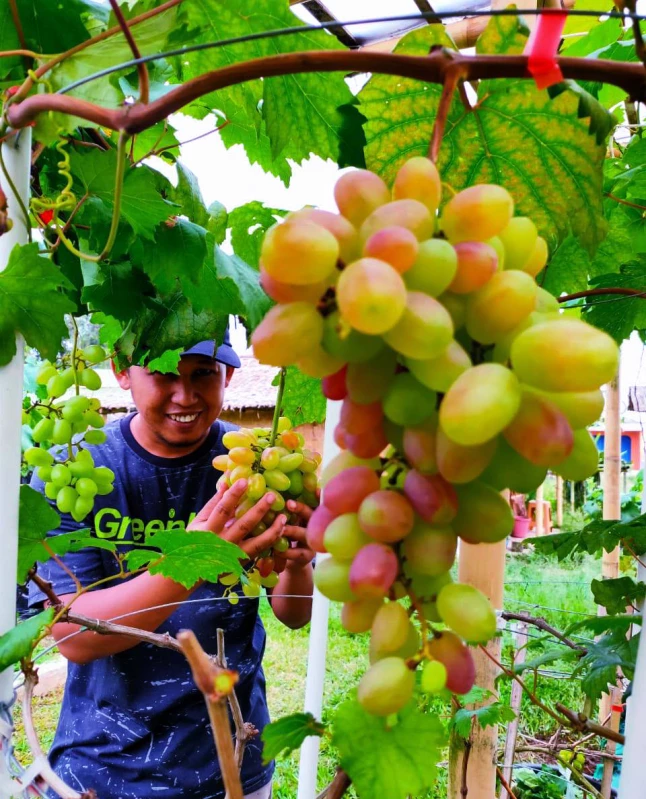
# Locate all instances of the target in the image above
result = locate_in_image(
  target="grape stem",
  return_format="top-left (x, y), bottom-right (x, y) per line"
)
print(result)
top-left (269, 367), bottom-right (287, 447)
top-left (558, 287), bottom-right (646, 302)
top-left (107, 0), bottom-right (150, 105)
top-left (428, 61), bottom-right (459, 163)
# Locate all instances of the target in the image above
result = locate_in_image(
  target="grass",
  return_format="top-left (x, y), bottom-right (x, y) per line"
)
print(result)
top-left (11, 550), bottom-right (603, 797)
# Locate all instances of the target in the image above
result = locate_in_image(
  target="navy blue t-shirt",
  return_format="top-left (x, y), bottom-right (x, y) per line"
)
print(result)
top-left (29, 414), bottom-right (274, 799)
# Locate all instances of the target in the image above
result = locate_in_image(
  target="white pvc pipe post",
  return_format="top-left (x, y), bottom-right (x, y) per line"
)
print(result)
top-left (618, 444), bottom-right (646, 798)
top-left (296, 399), bottom-right (341, 799)
top-left (0, 129), bottom-right (31, 786)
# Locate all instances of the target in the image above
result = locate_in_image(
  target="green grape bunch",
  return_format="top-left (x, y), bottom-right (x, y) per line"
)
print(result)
top-left (212, 417), bottom-right (321, 598)
top-left (23, 345), bottom-right (115, 522)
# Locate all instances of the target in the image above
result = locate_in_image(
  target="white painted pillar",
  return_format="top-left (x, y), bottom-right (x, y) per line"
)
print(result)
top-left (296, 399), bottom-right (341, 799)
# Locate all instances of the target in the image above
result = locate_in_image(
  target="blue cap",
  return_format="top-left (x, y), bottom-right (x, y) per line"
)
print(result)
top-left (182, 328), bottom-right (241, 368)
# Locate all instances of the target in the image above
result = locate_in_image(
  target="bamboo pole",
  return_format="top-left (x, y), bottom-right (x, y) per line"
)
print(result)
top-left (499, 623), bottom-right (528, 799)
top-left (556, 475), bottom-right (564, 529)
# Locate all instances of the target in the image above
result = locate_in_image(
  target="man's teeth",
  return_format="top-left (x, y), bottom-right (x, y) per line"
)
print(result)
top-left (169, 413), bottom-right (198, 423)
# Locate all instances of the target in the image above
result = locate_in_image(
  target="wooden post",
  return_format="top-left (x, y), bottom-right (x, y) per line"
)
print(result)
top-left (556, 475), bottom-right (563, 529)
top-left (535, 483), bottom-right (544, 535)
top-left (499, 623), bottom-right (528, 799)
top-left (448, 539), bottom-right (507, 799)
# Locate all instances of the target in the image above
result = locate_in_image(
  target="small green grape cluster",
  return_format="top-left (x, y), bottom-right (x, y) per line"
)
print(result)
top-left (213, 417), bottom-right (321, 601)
top-left (559, 750), bottom-right (586, 773)
top-left (23, 345), bottom-right (115, 522)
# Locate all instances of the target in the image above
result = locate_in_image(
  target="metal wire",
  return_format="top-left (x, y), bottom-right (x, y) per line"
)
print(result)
top-left (55, 7), bottom-right (643, 97)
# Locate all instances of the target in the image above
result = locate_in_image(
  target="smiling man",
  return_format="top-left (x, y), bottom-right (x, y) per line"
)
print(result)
top-left (29, 331), bottom-right (315, 799)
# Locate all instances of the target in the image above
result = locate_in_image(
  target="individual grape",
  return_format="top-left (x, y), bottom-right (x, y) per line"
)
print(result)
top-left (448, 241), bottom-right (498, 294)
top-left (403, 470), bottom-right (458, 525)
top-left (554, 429), bottom-right (599, 482)
top-left (228, 447), bottom-right (256, 466)
top-left (76, 477), bottom-right (98, 498)
top-left (234, 497), bottom-right (256, 520)
top-left (50, 463), bottom-right (72, 487)
top-left (490, 310), bottom-right (554, 364)
top-left (46, 375), bottom-right (67, 399)
top-left (421, 660), bottom-right (448, 694)
top-left (436, 428), bottom-right (497, 484)
top-left (252, 302), bottom-right (324, 367)
top-left (349, 543), bottom-right (399, 598)
top-left (36, 465), bottom-right (52, 482)
top-left (274, 536), bottom-right (290, 554)
top-left (301, 450), bottom-right (321, 473)
top-left (297, 345), bottom-right (345, 379)
top-left (289, 207), bottom-right (359, 265)
top-left (260, 447), bottom-right (282, 470)
top-left (228, 593), bottom-right (240, 605)
top-left (535, 287), bottom-right (560, 315)
top-left (80, 369), bottom-right (102, 391)
top-left (257, 557), bottom-right (276, 578)
top-left (313, 557), bottom-right (355, 601)
top-left (243, 581), bottom-right (262, 598)
top-left (371, 602), bottom-right (410, 655)
top-left (62, 395), bottom-right (91, 422)
top-left (403, 417), bottom-right (438, 474)
top-left (323, 466), bottom-right (381, 515)
top-left (60, 368), bottom-right (76, 390)
top-left (436, 584), bottom-right (497, 643)
top-left (269, 492), bottom-right (286, 512)
top-left (84, 430), bottom-right (107, 445)
top-left (337, 258), bottom-right (407, 335)
top-left (93, 465), bottom-right (115, 483)
top-left (383, 292), bottom-right (453, 360)
top-left (69, 450), bottom-right (94, 478)
top-left (341, 597), bottom-right (384, 633)
top-left (426, 632), bottom-right (476, 695)
top-left (510, 319), bottom-right (619, 392)
top-left (439, 292), bottom-right (467, 330)
top-left (370, 620), bottom-right (420, 663)
top-left (503, 391), bottom-right (573, 467)
top-left (212, 454), bottom-right (230, 471)
top-left (406, 341), bottom-right (471, 394)
top-left (344, 425), bottom-right (389, 459)
top-left (340, 398), bottom-right (383, 436)
top-left (465, 271), bottom-right (538, 344)
top-left (521, 235), bottom-right (549, 277)
top-left (404, 565), bottom-right (453, 602)
top-left (363, 226), bottom-right (419, 274)
top-left (322, 366), bottom-right (348, 401)
top-left (357, 657), bottom-right (415, 716)
top-left (440, 184), bottom-right (514, 243)
top-left (279, 453), bottom-right (304, 473)
top-left (280, 429), bottom-right (302, 449)
top-left (359, 199), bottom-right (434, 246)
top-left (498, 216), bottom-right (538, 271)
top-left (439, 364), bottom-right (521, 446)
top-left (392, 156), bottom-right (442, 213)
top-left (383, 373), bottom-right (436, 427)
top-left (302, 472), bottom-right (318, 493)
top-left (260, 266), bottom-right (331, 305)
top-left (82, 345), bottom-right (107, 364)
top-left (94, 481), bottom-right (115, 496)
top-left (530, 387), bottom-right (604, 429)
top-left (72, 495), bottom-right (94, 522)
top-left (334, 169), bottom-right (391, 227)
top-left (346, 349), bottom-right (397, 404)
top-left (223, 430), bottom-right (256, 449)
top-left (403, 240), bottom-right (457, 301)
top-left (320, 451), bottom-right (381, 487)
top-left (358, 490), bottom-right (415, 543)
top-left (220, 573), bottom-right (239, 586)
top-left (321, 310), bottom-right (385, 364)
top-left (45, 482), bottom-right (58, 500)
top-left (230, 464), bottom-right (253, 483)
top-left (83, 410), bottom-right (105, 429)
top-left (324, 513), bottom-right (372, 560)
top-left (452, 482), bottom-right (514, 544)
top-left (56, 486), bottom-right (79, 514)
top-left (277, 417), bottom-right (293, 433)
top-left (479, 438), bottom-right (547, 493)
top-left (401, 521), bottom-right (457, 577)
top-left (36, 363), bottom-right (57, 386)
top-left (261, 218), bottom-right (339, 285)
top-left (247, 473), bottom-right (267, 500)
top-left (487, 236), bottom-right (505, 270)
top-left (260, 572), bottom-right (280, 589)
top-left (24, 447), bottom-right (54, 467)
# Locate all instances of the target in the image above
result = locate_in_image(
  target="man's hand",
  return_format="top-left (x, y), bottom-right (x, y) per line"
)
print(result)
top-left (273, 499), bottom-right (316, 573)
top-left (189, 479), bottom-right (286, 560)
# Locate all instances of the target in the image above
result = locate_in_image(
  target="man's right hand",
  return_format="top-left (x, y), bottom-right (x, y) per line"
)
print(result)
top-left (188, 479), bottom-right (286, 560)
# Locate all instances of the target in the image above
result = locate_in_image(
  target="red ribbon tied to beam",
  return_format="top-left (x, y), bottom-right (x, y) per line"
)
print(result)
top-left (523, 9), bottom-right (569, 90)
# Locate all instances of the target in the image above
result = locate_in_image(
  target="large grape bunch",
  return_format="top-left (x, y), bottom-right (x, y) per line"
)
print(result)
top-left (212, 417), bottom-right (321, 599)
top-left (251, 157), bottom-right (619, 715)
top-left (23, 345), bottom-right (115, 522)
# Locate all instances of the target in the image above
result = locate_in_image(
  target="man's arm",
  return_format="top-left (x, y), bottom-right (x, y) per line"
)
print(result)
top-left (52, 481), bottom-right (286, 664)
top-left (270, 500), bottom-right (315, 629)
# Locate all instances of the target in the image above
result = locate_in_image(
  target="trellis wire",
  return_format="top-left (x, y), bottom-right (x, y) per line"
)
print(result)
top-left (54, 7), bottom-right (642, 98)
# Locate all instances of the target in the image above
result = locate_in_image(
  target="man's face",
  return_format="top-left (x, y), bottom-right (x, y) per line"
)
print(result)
top-left (115, 356), bottom-right (233, 457)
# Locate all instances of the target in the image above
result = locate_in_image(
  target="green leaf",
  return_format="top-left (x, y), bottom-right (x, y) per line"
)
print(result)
top-left (513, 646), bottom-right (582, 676)
top-left (142, 220), bottom-right (208, 298)
top-left (566, 613), bottom-right (638, 638)
top-left (591, 577), bottom-right (646, 615)
top-left (531, 517), bottom-right (634, 561)
top-left (125, 530), bottom-right (246, 587)
top-left (171, 163), bottom-right (210, 229)
top-left (273, 366), bottom-right (326, 426)
top-left (0, 609), bottom-right (55, 671)
top-left (0, 243), bottom-right (76, 366)
top-left (81, 260), bottom-right (155, 323)
top-left (146, 348), bottom-right (183, 375)
top-left (261, 712), bottom-right (326, 765)
top-left (130, 121), bottom-right (180, 164)
top-left (584, 262), bottom-right (646, 343)
top-left (18, 486), bottom-right (61, 583)
top-left (228, 201), bottom-right (285, 268)
top-left (207, 201), bottom-right (228, 244)
top-left (575, 628), bottom-right (639, 699)
top-left (213, 248), bottom-right (272, 332)
top-left (332, 699), bottom-right (446, 799)
top-left (452, 701), bottom-right (516, 738)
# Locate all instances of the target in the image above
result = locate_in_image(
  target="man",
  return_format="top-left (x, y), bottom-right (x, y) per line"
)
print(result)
top-left (29, 333), bottom-right (315, 799)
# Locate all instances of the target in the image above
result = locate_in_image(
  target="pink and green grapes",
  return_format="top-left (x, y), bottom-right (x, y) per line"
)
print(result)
top-left (23, 345), bottom-right (115, 522)
top-left (212, 418), bottom-right (321, 599)
top-left (250, 157), bottom-right (619, 716)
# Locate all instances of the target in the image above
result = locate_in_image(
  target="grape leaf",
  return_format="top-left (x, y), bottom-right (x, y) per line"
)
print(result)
top-left (575, 628), bottom-right (639, 700)
top-left (513, 646), bottom-right (582, 676)
top-left (142, 220), bottom-right (208, 298)
top-left (332, 699), bottom-right (446, 799)
top-left (452, 702), bottom-right (516, 738)
top-left (261, 712), bottom-right (326, 765)
top-left (124, 530), bottom-right (246, 587)
top-left (273, 366), bottom-right (326, 426)
top-left (530, 515), bottom-right (646, 561)
top-left (208, 201), bottom-right (228, 244)
top-left (130, 121), bottom-right (179, 164)
top-left (0, 608), bottom-right (55, 671)
top-left (171, 163), bottom-right (210, 229)
top-left (146, 348), bottom-right (183, 375)
top-left (0, 243), bottom-right (76, 366)
top-left (566, 613), bottom-right (639, 638)
top-left (584, 262), bottom-right (646, 343)
top-left (591, 577), bottom-right (646, 615)
top-left (228, 202), bottom-right (286, 268)
top-left (81, 260), bottom-right (156, 323)
top-left (213, 248), bottom-right (272, 332)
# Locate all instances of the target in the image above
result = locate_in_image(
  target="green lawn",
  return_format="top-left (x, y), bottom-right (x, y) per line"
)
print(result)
top-left (13, 549), bottom-right (603, 797)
